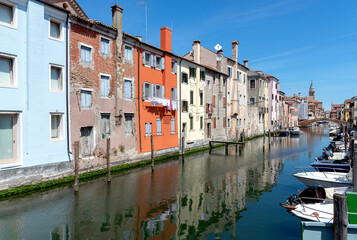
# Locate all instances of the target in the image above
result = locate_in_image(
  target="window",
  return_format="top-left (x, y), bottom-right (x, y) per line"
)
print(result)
top-left (213, 117), bottom-right (216, 129)
top-left (142, 82), bottom-right (153, 100)
top-left (228, 118), bottom-right (230, 128)
top-left (0, 55), bottom-right (14, 86)
top-left (154, 84), bottom-right (164, 98)
top-left (250, 79), bottom-right (255, 89)
top-left (199, 91), bottom-right (203, 106)
top-left (189, 116), bottom-right (193, 130)
top-left (171, 87), bottom-right (177, 100)
top-left (207, 80), bottom-right (211, 89)
top-left (189, 67), bottom-right (196, 78)
top-left (171, 61), bottom-right (177, 74)
top-left (228, 67), bottom-right (232, 78)
top-left (0, 114), bottom-right (18, 165)
top-left (124, 79), bottom-right (132, 99)
top-left (190, 91), bottom-right (194, 105)
top-left (51, 114), bottom-right (62, 139)
top-left (200, 116), bottom-right (203, 129)
top-left (125, 114), bottom-right (133, 135)
top-left (250, 98), bottom-right (255, 105)
top-left (80, 127), bottom-right (93, 156)
top-left (145, 123), bottom-right (152, 136)
top-left (143, 52), bottom-right (153, 67)
top-left (0, 3), bottom-right (13, 26)
top-left (101, 38), bottom-right (110, 55)
top-left (81, 45), bottom-right (92, 63)
top-left (81, 90), bottom-right (92, 109)
top-left (156, 118), bottom-right (162, 135)
top-left (223, 97), bottom-right (226, 108)
top-left (237, 71), bottom-right (241, 81)
top-left (101, 75), bottom-right (110, 97)
top-left (200, 71), bottom-right (205, 81)
top-left (213, 95), bottom-right (216, 107)
top-left (50, 20), bottom-right (61, 39)
top-left (50, 65), bottom-right (62, 91)
top-left (213, 76), bottom-right (216, 84)
top-left (227, 92), bottom-right (231, 104)
top-left (182, 100), bottom-right (188, 112)
top-left (223, 78), bottom-right (226, 86)
top-left (123, 45), bottom-right (133, 62)
top-left (182, 72), bottom-right (188, 84)
top-left (101, 114), bottom-right (110, 136)
top-left (206, 103), bottom-right (211, 113)
top-left (171, 118), bottom-right (175, 134)
top-left (154, 56), bottom-right (164, 70)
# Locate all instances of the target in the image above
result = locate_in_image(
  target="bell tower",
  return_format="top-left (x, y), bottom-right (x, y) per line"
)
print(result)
top-left (308, 80), bottom-right (315, 102)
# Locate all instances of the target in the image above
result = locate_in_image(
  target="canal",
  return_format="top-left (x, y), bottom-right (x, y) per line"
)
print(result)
top-left (0, 126), bottom-right (331, 240)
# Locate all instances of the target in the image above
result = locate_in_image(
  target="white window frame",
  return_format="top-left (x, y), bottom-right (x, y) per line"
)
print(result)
top-left (49, 64), bottom-right (63, 92)
top-left (81, 88), bottom-right (93, 109)
top-left (80, 43), bottom-right (93, 64)
top-left (0, 53), bottom-right (17, 88)
top-left (100, 37), bottom-right (110, 55)
top-left (124, 44), bottom-right (133, 63)
top-left (100, 73), bottom-right (111, 98)
top-left (50, 113), bottom-right (63, 141)
top-left (48, 17), bottom-right (63, 41)
top-left (0, 1), bottom-right (17, 29)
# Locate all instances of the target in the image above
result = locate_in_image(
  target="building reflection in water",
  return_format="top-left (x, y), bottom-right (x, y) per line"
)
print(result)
top-left (0, 129), bottom-right (330, 240)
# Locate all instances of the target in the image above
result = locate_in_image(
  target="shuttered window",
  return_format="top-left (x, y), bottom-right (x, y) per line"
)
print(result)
top-left (213, 95), bottom-right (216, 107)
top-left (101, 38), bottom-right (110, 55)
top-left (200, 117), bottom-right (203, 129)
top-left (81, 90), bottom-right (91, 109)
top-left (145, 123), bottom-right (152, 136)
top-left (190, 91), bottom-right (194, 105)
top-left (81, 46), bottom-right (92, 63)
top-left (156, 118), bottom-right (162, 135)
top-left (124, 79), bottom-right (132, 99)
top-left (142, 82), bottom-right (153, 100)
top-left (171, 118), bottom-right (175, 134)
top-left (125, 115), bottom-right (133, 135)
top-left (213, 117), bottom-right (216, 129)
top-left (223, 117), bottom-right (226, 128)
top-left (223, 97), bottom-right (226, 107)
top-left (101, 75), bottom-right (110, 97)
top-left (171, 87), bottom-right (177, 100)
top-left (189, 116), bottom-right (193, 130)
top-left (101, 114), bottom-right (110, 135)
top-left (199, 91), bottom-right (203, 106)
top-left (124, 45), bottom-right (133, 62)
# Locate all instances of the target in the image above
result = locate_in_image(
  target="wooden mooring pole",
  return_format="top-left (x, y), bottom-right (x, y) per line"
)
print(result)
top-left (151, 135), bottom-right (154, 171)
top-left (333, 193), bottom-right (348, 240)
top-left (74, 141), bottom-right (79, 192)
top-left (106, 138), bottom-right (111, 182)
top-left (344, 126), bottom-right (348, 154)
top-left (242, 129), bottom-right (245, 143)
top-left (181, 136), bottom-right (185, 156)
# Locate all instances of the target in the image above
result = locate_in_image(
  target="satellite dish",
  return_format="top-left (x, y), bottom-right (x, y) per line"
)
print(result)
top-left (214, 44), bottom-right (222, 51)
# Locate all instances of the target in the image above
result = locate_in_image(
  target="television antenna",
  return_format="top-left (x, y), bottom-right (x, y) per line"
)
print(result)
top-left (136, 0), bottom-right (148, 43)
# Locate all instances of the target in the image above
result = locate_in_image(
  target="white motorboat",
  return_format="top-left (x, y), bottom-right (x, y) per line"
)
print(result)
top-left (293, 170), bottom-right (352, 188)
top-left (289, 127), bottom-right (301, 135)
top-left (291, 202), bottom-right (333, 222)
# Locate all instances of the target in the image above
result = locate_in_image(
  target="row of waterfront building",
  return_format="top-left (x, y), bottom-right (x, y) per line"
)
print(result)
top-left (0, 0), bottom-right (325, 187)
top-left (326, 98), bottom-right (357, 126)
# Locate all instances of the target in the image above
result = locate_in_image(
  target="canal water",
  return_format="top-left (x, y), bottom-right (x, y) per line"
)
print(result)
top-left (0, 126), bottom-right (331, 240)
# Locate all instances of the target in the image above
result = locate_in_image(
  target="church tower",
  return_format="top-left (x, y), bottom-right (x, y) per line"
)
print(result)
top-left (308, 80), bottom-right (315, 102)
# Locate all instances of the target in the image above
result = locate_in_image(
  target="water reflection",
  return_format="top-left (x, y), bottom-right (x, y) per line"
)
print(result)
top-left (0, 127), bottom-right (329, 240)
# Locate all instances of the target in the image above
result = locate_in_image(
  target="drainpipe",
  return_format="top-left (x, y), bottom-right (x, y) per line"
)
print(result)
top-left (179, 58), bottom-right (183, 150)
top-left (65, 14), bottom-right (71, 156)
top-left (137, 41), bottom-right (143, 151)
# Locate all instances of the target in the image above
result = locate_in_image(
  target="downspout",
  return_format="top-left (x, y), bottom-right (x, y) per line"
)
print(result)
top-left (179, 58), bottom-right (182, 150)
top-left (66, 14), bottom-right (71, 156)
top-left (137, 42), bottom-right (143, 151)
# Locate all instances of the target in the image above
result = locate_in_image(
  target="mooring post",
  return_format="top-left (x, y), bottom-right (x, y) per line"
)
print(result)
top-left (345, 126), bottom-right (348, 154)
top-left (333, 193), bottom-right (348, 240)
top-left (225, 143), bottom-right (229, 155)
top-left (74, 141), bottom-right (79, 192)
top-left (242, 129), bottom-right (245, 143)
top-left (106, 138), bottom-right (111, 182)
top-left (181, 136), bottom-right (185, 156)
top-left (151, 135), bottom-right (154, 171)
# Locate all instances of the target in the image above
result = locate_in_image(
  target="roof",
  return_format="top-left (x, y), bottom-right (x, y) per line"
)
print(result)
top-left (43, 0), bottom-right (87, 18)
top-left (313, 100), bottom-right (322, 103)
top-left (71, 14), bottom-right (117, 31)
top-left (309, 80), bottom-right (314, 90)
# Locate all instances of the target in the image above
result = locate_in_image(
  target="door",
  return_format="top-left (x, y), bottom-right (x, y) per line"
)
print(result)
top-left (0, 114), bottom-right (17, 164)
top-left (207, 123), bottom-right (211, 138)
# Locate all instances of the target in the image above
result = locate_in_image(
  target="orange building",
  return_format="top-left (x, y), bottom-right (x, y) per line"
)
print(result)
top-left (130, 27), bottom-right (179, 153)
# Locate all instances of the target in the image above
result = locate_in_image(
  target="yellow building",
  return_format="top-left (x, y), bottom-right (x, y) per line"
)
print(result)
top-left (177, 59), bottom-right (205, 149)
top-left (344, 99), bottom-right (351, 122)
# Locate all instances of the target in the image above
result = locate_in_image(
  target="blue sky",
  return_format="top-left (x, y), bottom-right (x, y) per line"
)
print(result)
top-left (77, 0), bottom-right (357, 110)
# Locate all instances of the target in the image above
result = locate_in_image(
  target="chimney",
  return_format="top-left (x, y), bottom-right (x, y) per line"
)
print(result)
top-left (243, 59), bottom-right (248, 68)
top-left (136, 36), bottom-right (142, 41)
top-left (216, 49), bottom-right (223, 72)
top-left (160, 27), bottom-right (172, 52)
top-left (193, 40), bottom-right (201, 64)
top-left (111, 4), bottom-right (123, 35)
top-left (232, 41), bottom-right (239, 62)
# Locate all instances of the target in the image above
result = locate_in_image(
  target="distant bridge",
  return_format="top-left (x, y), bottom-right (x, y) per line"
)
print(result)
top-left (298, 118), bottom-right (348, 127)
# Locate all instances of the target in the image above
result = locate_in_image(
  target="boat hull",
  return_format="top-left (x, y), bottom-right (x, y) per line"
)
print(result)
top-left (311, 162), bottom-right (350, 173)
top-left (293, 172), bottom-right (351, 188)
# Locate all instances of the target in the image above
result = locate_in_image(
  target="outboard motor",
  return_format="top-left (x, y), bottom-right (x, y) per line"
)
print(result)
top-left (285, 185), bottom-right (326, 206)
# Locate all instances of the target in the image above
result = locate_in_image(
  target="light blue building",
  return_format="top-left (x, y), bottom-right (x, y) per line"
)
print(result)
top-left (0, 0), bottom-right (70, 172)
